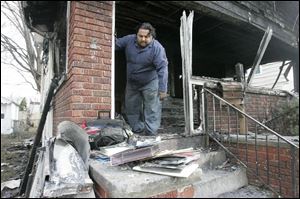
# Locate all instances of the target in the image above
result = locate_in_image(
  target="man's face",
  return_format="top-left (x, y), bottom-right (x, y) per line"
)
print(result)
top-left (137, 28), bottom-right (153, 48)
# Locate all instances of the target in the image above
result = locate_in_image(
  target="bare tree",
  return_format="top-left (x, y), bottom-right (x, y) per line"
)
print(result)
top-left (1, 1), bottom-right (42, 92)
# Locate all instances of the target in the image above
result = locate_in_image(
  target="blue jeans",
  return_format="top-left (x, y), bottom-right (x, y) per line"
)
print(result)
top-left (125, 79), bottom-right (161, 135)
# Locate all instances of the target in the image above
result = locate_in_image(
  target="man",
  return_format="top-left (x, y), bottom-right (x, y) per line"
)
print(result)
top-left (115, 22), bottom-right (168, 136)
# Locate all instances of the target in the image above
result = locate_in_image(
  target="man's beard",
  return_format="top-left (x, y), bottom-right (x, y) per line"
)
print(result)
top-left (138, 41), bottom-right (147, 48)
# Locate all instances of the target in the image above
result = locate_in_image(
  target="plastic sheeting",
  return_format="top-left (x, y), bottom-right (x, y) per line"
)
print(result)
top-left (43, 138), bottom-right (93, 197)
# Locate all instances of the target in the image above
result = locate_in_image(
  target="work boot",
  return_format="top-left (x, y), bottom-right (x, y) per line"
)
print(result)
top-left (143, 130), bottom-right (157, 136)
top-left (133, 129), bottom-right (145, 136)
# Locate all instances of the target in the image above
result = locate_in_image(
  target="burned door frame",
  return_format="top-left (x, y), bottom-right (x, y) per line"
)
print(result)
top-left (180, 11), bottom-right (276, 136)
top-left (181, 11), bottom-right (207, 136)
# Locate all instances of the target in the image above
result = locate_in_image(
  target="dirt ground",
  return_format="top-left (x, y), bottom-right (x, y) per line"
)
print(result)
top-left (1, 130), bottom-right (35, 198)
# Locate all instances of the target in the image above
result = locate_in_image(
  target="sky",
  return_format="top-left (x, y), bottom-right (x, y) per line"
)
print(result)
top-left (1, 64), bottom-right (40, 101)
top-left (1, 3), bottom-right (40, 102)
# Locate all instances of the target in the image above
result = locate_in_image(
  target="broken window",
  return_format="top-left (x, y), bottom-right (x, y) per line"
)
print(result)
top-left (53, 18), bottom-right (67, 77)
top-left (22, 2), bottom-right (67, 79)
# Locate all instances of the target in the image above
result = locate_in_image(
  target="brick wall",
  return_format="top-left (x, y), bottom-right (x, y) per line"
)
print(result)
top-left (53, 1), bottom-right (113, 134)
top-left (205, 89), bottom-right (289, 133)
top-left (205, 93), bottom-right (239, 133)
top-left (204, 88), bottom-right (299, 197)
top-left (244, 92), bottom-right (288, 132)
top-left (94, 183), bottom-right (195, 198)
top-left (150, 185), bottom-right (194, 198)
top-left (225, 142), bottom-right (299, 198)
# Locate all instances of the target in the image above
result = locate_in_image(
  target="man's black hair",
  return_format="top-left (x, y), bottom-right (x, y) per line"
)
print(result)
top-left (136, 22), bottom-right (156, 38)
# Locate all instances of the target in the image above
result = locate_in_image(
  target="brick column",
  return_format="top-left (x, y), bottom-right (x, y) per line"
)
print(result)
top-left (53, 1), bottom-right (113, 133)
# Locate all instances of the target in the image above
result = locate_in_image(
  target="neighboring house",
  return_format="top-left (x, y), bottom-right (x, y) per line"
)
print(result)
top-left (1, 97), bottom-right (40, 134)
top-left (246, 61), bottom-right (294, 92)
top-left (28, 100), bottom-right (41, 127)
top-left (1, 96), bottom-right (20, 134)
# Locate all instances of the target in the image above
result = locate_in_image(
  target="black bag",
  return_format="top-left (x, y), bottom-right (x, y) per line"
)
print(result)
top-left (93, 126), bottom-right (130, 150)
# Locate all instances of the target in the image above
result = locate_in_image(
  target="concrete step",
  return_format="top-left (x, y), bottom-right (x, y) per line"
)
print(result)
top-left (157, 134), bottom-right (207, 151)
top-left (196, 150), bottom-right (227, 169)
top-left (194, 166), bottom-right (248, 198)
top-left (157, 136), bottom-right (227, 169)
top-left (217, 184), bottom-right (275, 198)
top-left (162, 97), bottom-right (184, 107)
top-left (90, 159), bottom-right (203, 198)
top-left (90, 159), bottom-right (248, 198)
top-left (161, 110), bottom-right (184, 115)
top-left (157, 126), bottom-right (185, 134)
top-left (89, 133), bottom-right (253, 198)
top-left (90, 144), bottom-right (249, 198)
top-left (161, 116), bottom-right (185, 127)
top-left (193, 150), bottom-right (273, 198)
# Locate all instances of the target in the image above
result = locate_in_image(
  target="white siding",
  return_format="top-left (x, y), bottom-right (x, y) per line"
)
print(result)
top-left (246, 62), bottom-right (294, 91)
top-left (1, 102), bottom-right (19, 134)
top-left (1, 104), bottom-right (12, 134)
top-left (28, 103), bottom-right (41, 127)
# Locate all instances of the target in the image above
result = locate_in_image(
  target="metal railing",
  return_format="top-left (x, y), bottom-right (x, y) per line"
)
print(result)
top-left (203, 88), bottom-right (299, 198)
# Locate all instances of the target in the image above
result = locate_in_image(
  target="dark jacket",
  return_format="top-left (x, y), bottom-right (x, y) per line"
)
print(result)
top-left (115, 34), bottom-right (168, 92)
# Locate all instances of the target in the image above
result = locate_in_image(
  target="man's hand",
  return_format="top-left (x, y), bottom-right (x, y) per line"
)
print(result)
top-left (159, 92), bottom-right (168, 101)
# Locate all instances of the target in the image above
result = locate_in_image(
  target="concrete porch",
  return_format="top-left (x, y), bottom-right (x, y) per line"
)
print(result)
top-left (88, 134), bottom-right (273, 198)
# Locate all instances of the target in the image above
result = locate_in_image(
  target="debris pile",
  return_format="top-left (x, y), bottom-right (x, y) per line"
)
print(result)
top-left (90, 132), bottom-right (202, 178)
top-left (1, 138), bottom-right (32, 198)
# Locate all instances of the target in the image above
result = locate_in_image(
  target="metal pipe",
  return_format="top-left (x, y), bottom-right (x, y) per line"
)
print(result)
top-left (277, 137), bottom-right (282, 195)
top-left (219, 99), bottom-right (222, 134)
top-left (236, 112), bottom-right (239, 157)
top-left (266, 135), bottom-right (270, 185)
top-left (245, 122), bottom-right (248, 163)
top-left (213, 96), bottom-right (216, 132)
top-left (204, 90), bottom-right (209, 146)
top-left (19, 77), bottom-right (59, 196)
top-left (255, 124), bottom-right (258, 176)
top-left (290, 145), bottom-right (296, 197)
top-left (227, 106), bottom-right (230, 144)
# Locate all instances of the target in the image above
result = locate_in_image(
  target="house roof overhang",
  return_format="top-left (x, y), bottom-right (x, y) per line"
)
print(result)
top-left (115, 1), bottom-right (298, 70)
top-left (22, 1), bottom-right (299, 71)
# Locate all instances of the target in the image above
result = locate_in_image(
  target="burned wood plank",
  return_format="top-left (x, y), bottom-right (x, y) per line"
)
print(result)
top-left (247, 26), bottom-right (273, 85)
top-left (180, 10), bottom-right (194, 135)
